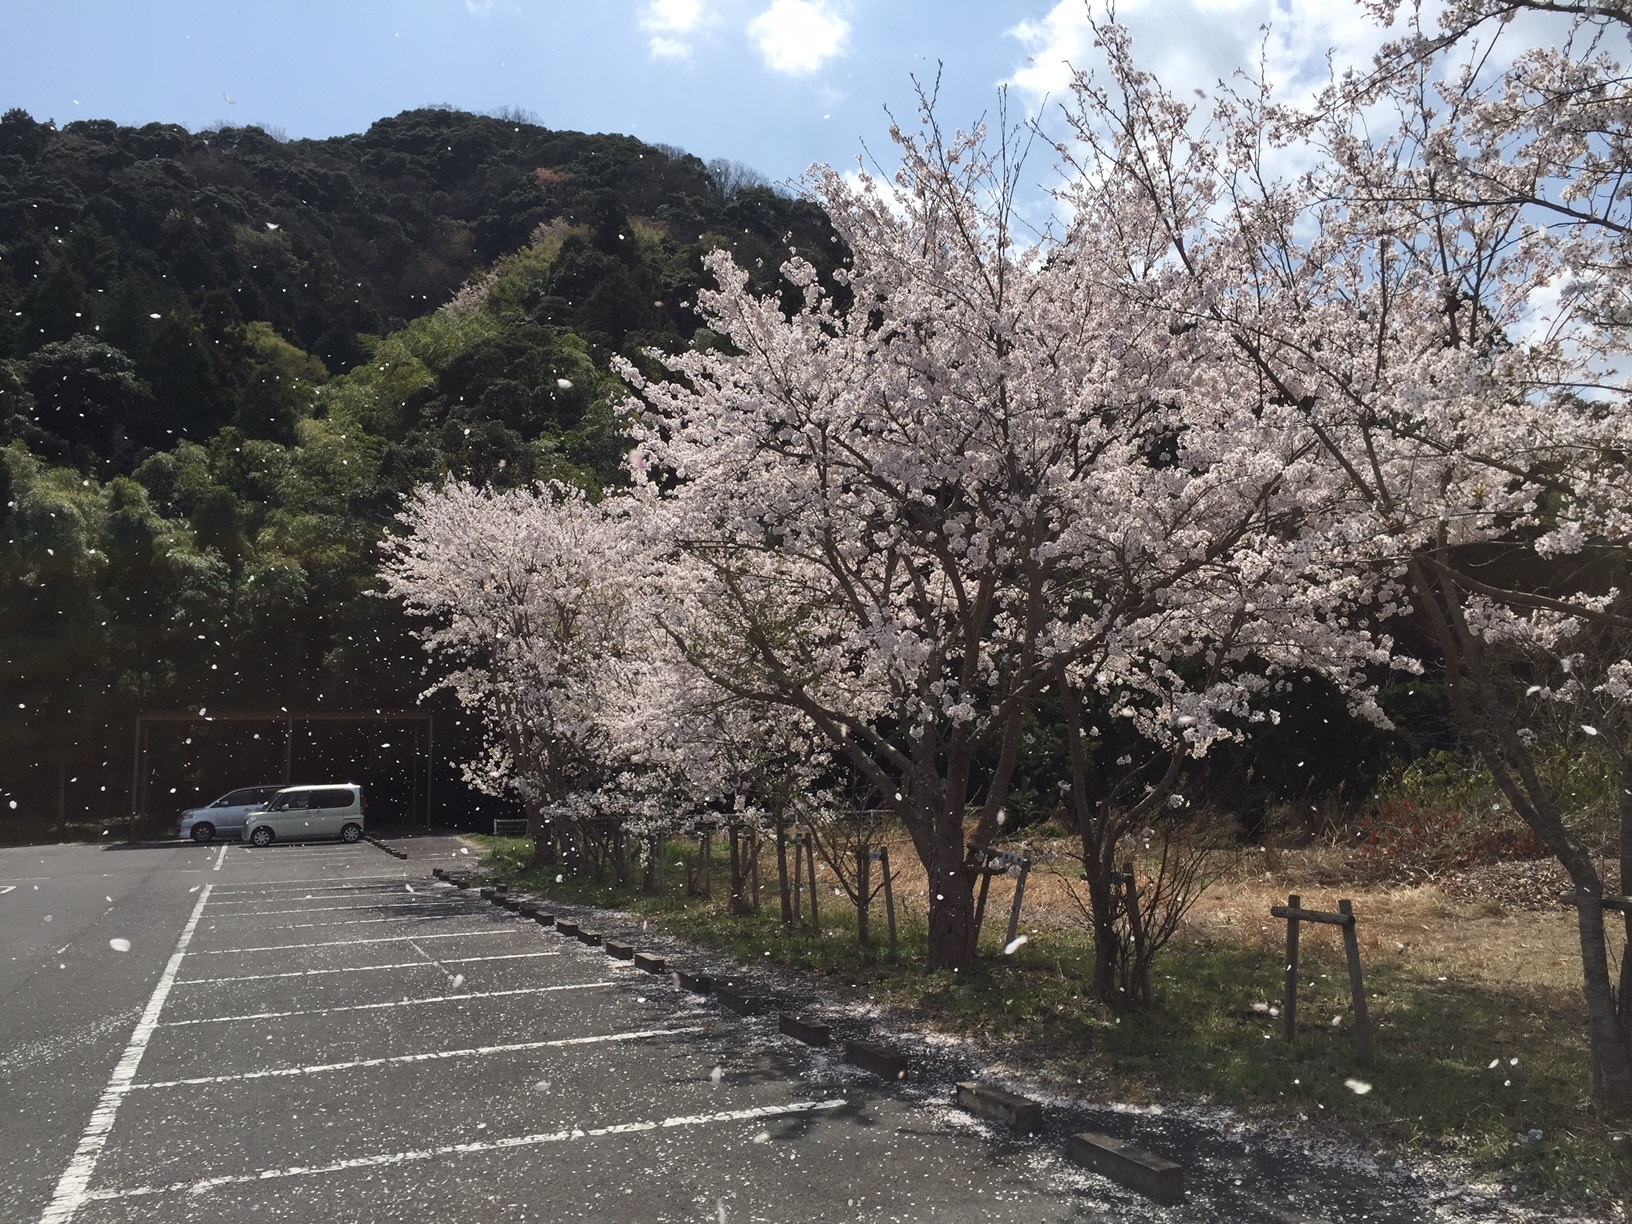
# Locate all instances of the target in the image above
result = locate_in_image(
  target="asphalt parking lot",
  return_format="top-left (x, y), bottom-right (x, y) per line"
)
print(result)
top-left (2, 836), bottom-right (1115, 1223)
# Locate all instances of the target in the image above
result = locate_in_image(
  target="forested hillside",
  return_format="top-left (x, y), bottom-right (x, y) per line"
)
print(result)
top-left (0, 105), bottom-right (842, 836)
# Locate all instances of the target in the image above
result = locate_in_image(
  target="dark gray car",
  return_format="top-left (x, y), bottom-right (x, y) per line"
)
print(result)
top-left (177, 785), bottom-right (283, 842)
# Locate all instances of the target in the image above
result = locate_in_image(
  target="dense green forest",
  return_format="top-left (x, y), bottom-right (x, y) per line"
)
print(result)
top-left (0, 104), bottom-right (849, 836)
top-left (0, 103), bottom-right (1450, 840)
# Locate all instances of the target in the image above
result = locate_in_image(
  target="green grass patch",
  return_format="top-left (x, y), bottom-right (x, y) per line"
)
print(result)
top-left (465, 834), bottom-right (1630, 1203)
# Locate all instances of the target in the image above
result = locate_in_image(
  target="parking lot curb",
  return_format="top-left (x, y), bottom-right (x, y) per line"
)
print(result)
top-left (778, 1014), bottom-right (831, 1046)
top-left (954, 1081), bottom-right (1043, 1133)
top-left (364, 835), bottom-right (408, 859)
top-left (844, 1040), bottom-right (908, 1081)
top-left (1061, 1132), bottom-right (1184, 1205)
top-left (715, 983), bottom-right (765, 1015)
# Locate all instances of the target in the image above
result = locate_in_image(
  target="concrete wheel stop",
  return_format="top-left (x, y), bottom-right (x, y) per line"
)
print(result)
top-left (675, 970), bottom-right (711, 994)
top-left (715, 983), bottom-right (764, 1015)
top-left (633, 952), bottom-right (665, 973)
top-left (843, 1040), bottom-right (908, 1080)
top-left (604, 940), bottom-right (635, 960)
top-left (778, 1014), bottom-right (831, 1046)
top-left (1062, 1132), bottom-right (1184, 1205)
top-left (954, 1081), bottom-right (1042, 1134)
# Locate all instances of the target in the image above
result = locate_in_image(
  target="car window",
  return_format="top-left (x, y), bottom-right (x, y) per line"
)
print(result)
top-left (312, 788), bottom-right (355, 809)
top-left (222, 789), bottom-right (257, 805)
top-left (269, 791), bottom-right (311, 811)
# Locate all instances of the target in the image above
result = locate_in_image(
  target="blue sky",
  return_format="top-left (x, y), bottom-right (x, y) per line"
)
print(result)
top-left (2, 1), bottom-right (1393, 185)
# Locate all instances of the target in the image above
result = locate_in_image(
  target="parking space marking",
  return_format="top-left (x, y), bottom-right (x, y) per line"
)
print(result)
top-left (206, 899), bottom-right (449, 916)
top-left (159, 980), bottom-right (615, 1025)
top-left (208, 889), bottom-right (425, 906)
top-left (212, 845), bottom-right (227, 871)
top-left (82, 1098), bottom-right (848, 1204)
top-left (130, 1025), bottom-right (707, 1091)
top-left (207, 875), bottom-right (413, 892)
top-left (38, 883), bottom-right (213, 1224)
top-left (210, 912), bottom-right (498, 934)
top-left (176, 950), bottom-right (562, 986)
top-left (191, 927), bottom-right (520, 954)
top-left (208, 903), bottom-right (457, 922)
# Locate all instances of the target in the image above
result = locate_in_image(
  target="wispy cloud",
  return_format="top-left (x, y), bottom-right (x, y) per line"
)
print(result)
top-left (640, 0), bottom-right (710, 60)
top-left (1005, 0), bottom-right (1391, 113)
top-left (748, 0), bottom-right (849, 76)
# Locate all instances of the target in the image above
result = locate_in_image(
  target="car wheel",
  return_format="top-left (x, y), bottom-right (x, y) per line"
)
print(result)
top-left (250, 826), bottom-right (274, 847)
top-left (190, 823), bottom-right (215, 844)
top-left (340, 823), bottom-right (362, 843)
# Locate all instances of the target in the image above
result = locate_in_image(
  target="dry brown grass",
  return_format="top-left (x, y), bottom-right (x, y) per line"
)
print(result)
top-left (860, 827), bottom-right (1621, 994)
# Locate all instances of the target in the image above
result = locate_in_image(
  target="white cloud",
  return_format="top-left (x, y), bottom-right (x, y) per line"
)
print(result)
top-left (749, 0), bottom-right (849, 76)
top-left (640, 0), bottom-right (711, 60)
top-left (649, 35), bottom-right (694, 59)
top-left (1005, 0), bottom-right (1393, 113)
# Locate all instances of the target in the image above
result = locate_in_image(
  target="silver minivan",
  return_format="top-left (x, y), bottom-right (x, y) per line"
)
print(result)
top-left (240, 784), bottom-right (366, 846)
top-left (178, 785), bottom-right (284, 843)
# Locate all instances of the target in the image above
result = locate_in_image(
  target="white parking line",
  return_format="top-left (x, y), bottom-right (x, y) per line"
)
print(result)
top-left (160, 981), bottom-right (614, 1025)
top-left (209, 904), bottom-right (456, 923)
top-left (212, 912), bottom-right (496, 933)
top-left (208, 889), bottom-right (427, 906)
top-left (176, 951), bottom-right (562, 986)
top-left (206, 900), bottom-right (450, 917)
top-left (37, 883), bottom-right (213, 1224)
top-left (82, 1099), bottom-right (847, 1203)
top-left (212, 845), bottom-right (227, 871)
top-left (209, 876), bottom-right (413, 892)
top-left (192, 928), bottom-right (520, 954)
top-left (130, 1025), bottom-right (706, 1090)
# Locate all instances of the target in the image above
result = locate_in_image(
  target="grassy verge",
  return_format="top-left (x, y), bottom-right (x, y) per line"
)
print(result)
top-left (467, 834), bottom-right (1630, 1204)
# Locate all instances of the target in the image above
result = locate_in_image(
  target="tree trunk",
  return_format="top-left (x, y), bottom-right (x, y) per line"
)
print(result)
top-left (1620, 767), bottom-right (1632, 1048)
top-left (1577, 891), bottom-right (1632, 1109)
top-left (913, 805), bottom-right (975, 968)
top-left (525, 800), bottom-right (555, 868)
top-left (775, 814), bottom-right (794, 924)
top-left (1413, 557), bottom-right (1632, 1114)
top-left (1061, 671), bottom-right (1126, 1003)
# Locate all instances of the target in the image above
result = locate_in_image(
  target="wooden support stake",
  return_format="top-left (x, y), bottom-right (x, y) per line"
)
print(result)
top-left (1340, 899), bottom-right (1373, 1065)
top-left (775, 821), bottom-right (792, 924)
top-left (1122, 861), bottom-right (1149, 1005)
top-left (857, 848), bottom-right (872, 945)
top-left (1006, 857), bottom-right (1031, 948)
top-left (750, 833), bottom-right (760, 910)
top-left (791, 833), bottom-right (803, 921)
top-left (700, 828), bottom-right (712, 898)
top-left (805, 832), bottom-right (820, 933)
top-left (880, 845), bottom-right (898, 957)
top-left (1283, 893), bottom-right (1300, 1042)
top-left (972, 857), bottom-right (994, 944)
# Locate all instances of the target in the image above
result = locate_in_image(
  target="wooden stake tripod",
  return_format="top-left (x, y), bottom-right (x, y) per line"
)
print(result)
top-left (856, 845), bottom-right (899, 955)
top-left (967, 846), bottom-right (1032, 954)
top-left (1271, 894), bottom-right (1374, 1065)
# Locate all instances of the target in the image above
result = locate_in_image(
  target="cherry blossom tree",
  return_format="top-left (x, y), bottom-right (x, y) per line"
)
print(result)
top-left (623, 106), bottom-right (1387, 969)
top-left (1053, 4), bottom-right (1632, 1107)
top-left (382, 481), bottom-right (652, 867)
top-left (384, 479), bottom-right (828, 892)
